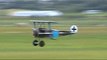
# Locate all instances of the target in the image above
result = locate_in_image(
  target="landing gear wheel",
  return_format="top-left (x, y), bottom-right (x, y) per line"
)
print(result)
top-left (39, 41), bottom-right (45, 47)
top-left (33, 40), bottom-right (38, 46)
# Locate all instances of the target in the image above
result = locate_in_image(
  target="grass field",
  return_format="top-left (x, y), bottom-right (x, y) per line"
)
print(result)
top-left (0, 14), bottom-right (107, 60)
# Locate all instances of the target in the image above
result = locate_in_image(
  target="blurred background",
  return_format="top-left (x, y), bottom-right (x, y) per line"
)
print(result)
top-left (0, 0), bottom-right (107, 27)
top-left (0, 0), bottom-right (107, 59)
top-left (1, 0), bottom-right (107, 12)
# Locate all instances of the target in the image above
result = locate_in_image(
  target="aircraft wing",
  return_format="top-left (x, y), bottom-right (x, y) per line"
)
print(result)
top-left (31, 20), bottom-right (57, 23)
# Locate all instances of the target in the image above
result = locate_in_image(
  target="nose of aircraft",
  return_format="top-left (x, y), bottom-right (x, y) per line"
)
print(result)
top-left (70, 25), bottom-right (78, 33)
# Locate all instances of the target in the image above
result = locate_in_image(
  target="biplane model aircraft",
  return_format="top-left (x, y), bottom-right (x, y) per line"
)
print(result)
top-left (31, 20), bottom-right (78, 47)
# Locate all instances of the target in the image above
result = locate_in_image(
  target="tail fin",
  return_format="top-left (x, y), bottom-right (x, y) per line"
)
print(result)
top-left (70, 25), bottom-right (78, 33)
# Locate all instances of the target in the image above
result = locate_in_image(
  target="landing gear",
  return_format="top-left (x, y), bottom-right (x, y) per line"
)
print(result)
top-left (33, 40), bottom-right (45, 47)
top-left (39, 41), bottom-right (45, 47)
top-left (33, 40), bottom-right (38, 46)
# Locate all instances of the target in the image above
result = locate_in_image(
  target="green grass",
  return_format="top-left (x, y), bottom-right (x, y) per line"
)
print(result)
top-left (0, 11), bottom-right (107, 59)
top-left (0, 26), bottom-right (107, 59)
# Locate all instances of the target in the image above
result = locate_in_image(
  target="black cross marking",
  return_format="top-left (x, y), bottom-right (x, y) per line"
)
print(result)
top-left (72, 27), bottom-right (76, 32)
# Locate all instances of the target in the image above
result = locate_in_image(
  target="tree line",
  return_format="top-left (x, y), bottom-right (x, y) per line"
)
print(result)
top-left (0, 0), bottom-right (107, 12)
